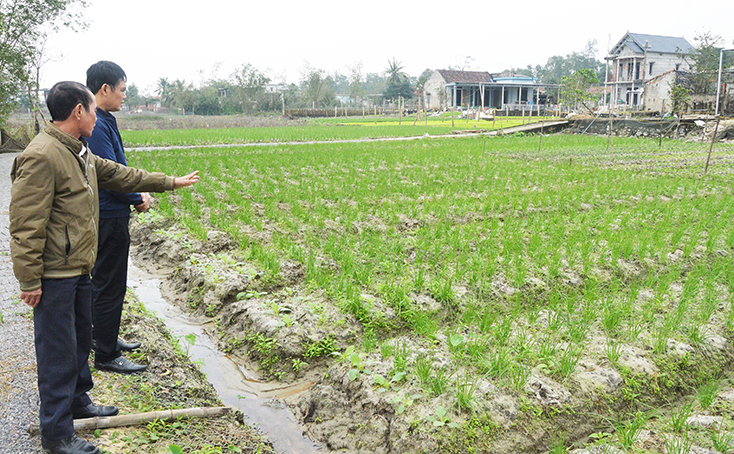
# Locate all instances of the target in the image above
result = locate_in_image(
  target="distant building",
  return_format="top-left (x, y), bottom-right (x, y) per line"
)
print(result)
top-left (264, 84), bottom-right (288, 94)
top-left (605, 32), bottom-right (694, 109)
top-left (423, 69), bottom-right (552, 111)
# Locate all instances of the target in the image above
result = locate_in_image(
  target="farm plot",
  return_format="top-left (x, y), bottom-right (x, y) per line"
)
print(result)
top-left (120, 115), bottom-right (528, 147)
top-left (129, 134), bottom-right (734, 453)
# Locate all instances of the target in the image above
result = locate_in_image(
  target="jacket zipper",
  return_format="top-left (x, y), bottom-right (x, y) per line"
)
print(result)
top-left (84, 157), bottom-right (97, 263)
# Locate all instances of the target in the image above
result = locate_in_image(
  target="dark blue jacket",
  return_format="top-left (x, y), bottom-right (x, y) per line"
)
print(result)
top-left (86, 108), bottom-right (142, 218)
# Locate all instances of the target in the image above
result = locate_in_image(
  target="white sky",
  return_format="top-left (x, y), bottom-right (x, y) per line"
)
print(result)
top-left (40, 0), bottom-right (734, 96)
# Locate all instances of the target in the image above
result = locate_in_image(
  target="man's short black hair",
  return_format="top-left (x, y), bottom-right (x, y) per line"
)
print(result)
top-left (86, 61), bottom-right (127, 95)
top-left (46, 81), bottom-right (95, 122)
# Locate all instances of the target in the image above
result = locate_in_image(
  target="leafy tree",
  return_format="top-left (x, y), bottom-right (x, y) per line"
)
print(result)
top-left (414, 68), bottom-right (433, 108)
top-left (300, 63), bottom-right (330, 109)
top-left (559, 68), bottom-right (599, 111)
top-left (124, 83), bottom-right (143, 110)
top-left (0, 0), bottom-right (87, 124)
top-left (347, 62), bottom-right (366, 105)
top-left (363, 72), bottom-right (387, 101)
top-left (536, 40), bottom-right (604, 84)
top-left (167, 79), bottom-right (195, 114)
top-left (668, 81), bottom-right (691, 116)
top-left (230, 63), bottom-right (270, 113)
top-left (415, 68), bottom-right (433, 93)
top-left (681, 31), bottom-right (733, 95)
top-left (384, 59), bottom-right (413, 101)
top-left (156, 78), bottom-right (174, 107)
top-left (191, 86), bottom-right (221, 115)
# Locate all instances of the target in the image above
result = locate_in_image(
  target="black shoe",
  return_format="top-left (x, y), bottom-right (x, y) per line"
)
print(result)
top-left (71, 403), bottom-right (119, 419)
top-left (117, 338), bottom-right (141, 351)
top-left (94, 356), bottom-right (147, 374)
top-left (42, 434), bottom-right (100, 453)
top-left (92, 338), bottom-right (141, 352)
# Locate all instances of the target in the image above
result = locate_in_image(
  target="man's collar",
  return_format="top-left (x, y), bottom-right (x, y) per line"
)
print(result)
top-left (46, 121), bottom-right (85, 155)
top-left (96, 107), bottom-right (114, 118)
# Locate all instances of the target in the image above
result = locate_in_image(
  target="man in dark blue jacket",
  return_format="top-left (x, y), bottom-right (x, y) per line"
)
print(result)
top-left (86, 61), bottom-right (148, 373)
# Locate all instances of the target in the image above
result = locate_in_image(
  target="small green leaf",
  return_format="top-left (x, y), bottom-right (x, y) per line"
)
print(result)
top-left (184, 333), bottom-right (196, 346)
top-left (349, 369), bottom-right (359, 381)
top-left (392, 371), bottom-right (406, 383)
top-left (374, 374), bottom-right (387, 386)
top-left (169, 445), bottom-right (184, 454)
top-left (449, 333), bottom-right (465, 347)
top-left (435, 405), bottom-right (447, 418)
top-left (348, 352), bottom-right (361, 367)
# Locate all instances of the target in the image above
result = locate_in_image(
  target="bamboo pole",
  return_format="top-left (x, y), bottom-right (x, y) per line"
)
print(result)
top-left (398, 97), bottom-right (403, 125)
top-left (607, 110), bottom-right (614, 151)
top-left (704, 116), bottom-right (721, 175)
top-left (29, 407), bottom-right (231, 436)
top-left (539, 121), bottom-right (543, 152)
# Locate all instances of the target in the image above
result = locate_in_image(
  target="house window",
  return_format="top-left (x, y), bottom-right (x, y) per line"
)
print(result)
top-left (648, 62), bottom-right (654, 76)
top-left (676, 64), bottom-right (680, 71)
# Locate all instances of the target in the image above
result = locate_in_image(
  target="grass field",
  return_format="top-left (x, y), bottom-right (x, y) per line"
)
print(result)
top-left (128, 131), bottom-right (734, 452)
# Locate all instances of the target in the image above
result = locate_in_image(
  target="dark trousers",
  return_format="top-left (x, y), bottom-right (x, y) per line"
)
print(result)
top-left (91, 216), bottom-right (130, 363)
top-left (34, 275), bottom-right (94, 440)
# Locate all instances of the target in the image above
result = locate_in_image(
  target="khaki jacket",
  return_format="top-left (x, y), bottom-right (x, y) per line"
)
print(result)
top-left (9, 123), bottom-right (175, 291)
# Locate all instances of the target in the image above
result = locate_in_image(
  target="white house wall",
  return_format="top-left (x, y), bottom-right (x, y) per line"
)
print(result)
top-left (424, 72), bottom-right (448, 110)
top-left (643, 72), bottom-right (676, 112)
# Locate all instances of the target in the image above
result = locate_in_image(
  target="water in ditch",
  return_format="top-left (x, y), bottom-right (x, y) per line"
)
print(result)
top-left (127, 263), bottom-right (320, 453)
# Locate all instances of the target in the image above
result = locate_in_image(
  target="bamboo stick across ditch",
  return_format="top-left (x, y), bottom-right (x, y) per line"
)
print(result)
top-left (28, 406), bottom-right (231, 435)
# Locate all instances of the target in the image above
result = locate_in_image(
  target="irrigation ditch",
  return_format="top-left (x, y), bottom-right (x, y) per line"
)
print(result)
top-left (126, 263), bottom-right (320, 453)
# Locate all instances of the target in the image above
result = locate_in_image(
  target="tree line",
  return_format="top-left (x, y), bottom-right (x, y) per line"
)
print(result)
top-left (121, 59), bottom-right (427, 115)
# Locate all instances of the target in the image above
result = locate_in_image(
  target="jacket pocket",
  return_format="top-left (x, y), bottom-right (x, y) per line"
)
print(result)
top-left (42, 221), bottom-right (68, 270)
top-left (64, 224), bottom-right (71, 264)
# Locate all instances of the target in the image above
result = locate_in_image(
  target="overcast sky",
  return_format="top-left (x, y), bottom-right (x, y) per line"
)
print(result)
top-left (40, 0), bottom-right (733, 96)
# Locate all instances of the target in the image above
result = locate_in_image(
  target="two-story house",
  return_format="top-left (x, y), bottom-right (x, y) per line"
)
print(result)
top-left (605, 32), bottom-right (694, 109)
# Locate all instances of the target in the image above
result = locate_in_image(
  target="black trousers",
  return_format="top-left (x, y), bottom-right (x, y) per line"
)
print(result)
top-left (91, 216), bottom-right (130, 363)
top-left (34, 275), bottom-right (94, 440)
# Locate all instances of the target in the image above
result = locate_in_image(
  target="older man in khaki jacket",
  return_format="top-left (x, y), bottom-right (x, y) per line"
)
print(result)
top-left (10, 81), bottom-right (199, 454)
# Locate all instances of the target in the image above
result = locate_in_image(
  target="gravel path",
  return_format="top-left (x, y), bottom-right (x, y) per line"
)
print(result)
top-left (0, 152), bottom-right (44, 453)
